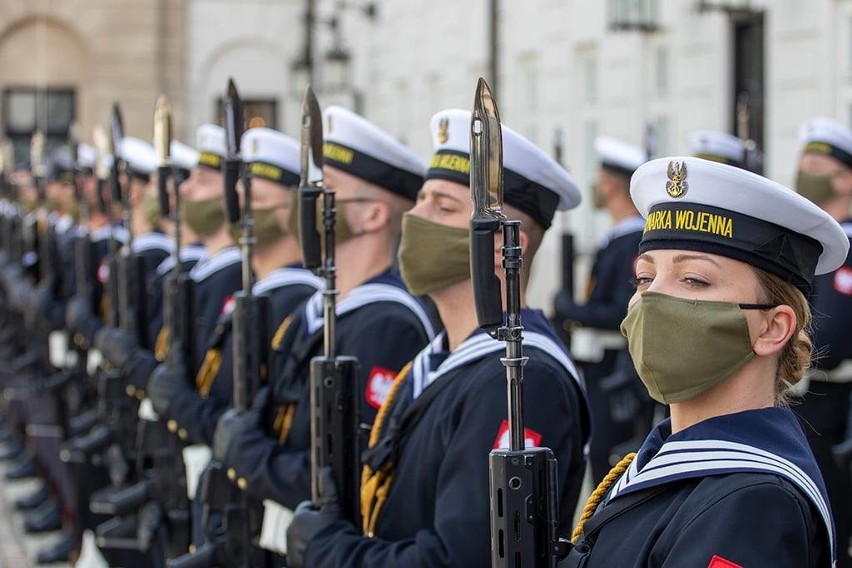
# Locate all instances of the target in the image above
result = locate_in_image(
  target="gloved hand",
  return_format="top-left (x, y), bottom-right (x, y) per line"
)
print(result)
top-left (212, 387), bottom-right (268, 464)
top-left (553, 289), bottom-right (578, 321)
top-left (286, 467), bottom-right (343, 568)
top-left (146, 363), bottom-right (189, 417)
top-left (65, 296), bottom-right (101, 345)
top-left (94, 327), bottom-right (140, 370)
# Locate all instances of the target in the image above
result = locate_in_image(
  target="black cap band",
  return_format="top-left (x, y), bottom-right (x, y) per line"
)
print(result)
top-left (640, 201), bottom-right (823, 292)
top-left (600, 160), bottom-right (637, 179)
top-left (324, 141), bottom-right (423, 201)
top-left (249, 161), bottom-right (299, 188)
top-left (803, 141), bottom-right (852, 169)
top-left (425, 149), bottom-right (560, 229)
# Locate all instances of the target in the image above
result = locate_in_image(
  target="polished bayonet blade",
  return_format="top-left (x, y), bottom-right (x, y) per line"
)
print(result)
top-left (224, 78), bottom-right (243, 157)
top-left (110, 103), bottom-right (124, 157)
top-left (30, 131), bottom-right (45, 178)
top-left (300, 86), bottom-right (324, 187)
top-left (68, 121), bottom-right (81, 167)
top-left (470, 77), bottom-right (503, 219)
top-left (93, 125), bottom-right (110, 180)
top-left (154, 95), bottom-right (172, 167)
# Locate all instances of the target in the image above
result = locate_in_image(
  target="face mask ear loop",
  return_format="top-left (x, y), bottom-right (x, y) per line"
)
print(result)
top-left (740, 303), bottom-right (778, 354)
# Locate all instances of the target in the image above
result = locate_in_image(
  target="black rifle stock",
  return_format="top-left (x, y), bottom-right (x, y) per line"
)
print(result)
top-left (469, 78), bottom-right (568, 568)
top-left (297, 86), bottom-right (361, 525)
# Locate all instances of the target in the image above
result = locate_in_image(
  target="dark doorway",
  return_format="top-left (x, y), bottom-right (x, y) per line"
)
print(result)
top-left (732, 12), bottom-right (764, 171)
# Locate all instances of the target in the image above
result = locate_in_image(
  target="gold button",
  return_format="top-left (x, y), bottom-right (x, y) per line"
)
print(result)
top-left (227, 468), bottom-right (236, 481)
top-left (188, 544), bottom-right (196, 554)
top-left (74, 334), bottom-right (85, 347)
top-left (178, 428), bottom-right (188, 440)
top-left (237, 478), bottom-right (247, 491)
top-left (126, 385), bottom-right (136, 397)
top-left (135, 390), bottom-right (145, 401)
top-left (167, 420), bottom-right (178, 433)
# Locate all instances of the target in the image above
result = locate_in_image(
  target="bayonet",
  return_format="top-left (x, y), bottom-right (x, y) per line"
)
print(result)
top-left (298, 86), bottom-right (324, 270)
top-left (155, 95), bottom-right (173, 218)
top-left (470, 78), bottom-right (505, 336)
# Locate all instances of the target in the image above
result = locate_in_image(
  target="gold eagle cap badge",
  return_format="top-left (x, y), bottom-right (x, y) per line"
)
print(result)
top-left (437, 117), bottom-right (449, 144)
top-left (666, 160), bottom-right (688, 198)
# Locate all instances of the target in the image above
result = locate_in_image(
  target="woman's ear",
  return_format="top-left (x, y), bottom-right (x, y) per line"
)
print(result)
top-left (751, 305), bottom-right (796, 357)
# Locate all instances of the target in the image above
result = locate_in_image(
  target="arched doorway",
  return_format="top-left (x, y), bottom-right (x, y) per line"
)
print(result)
top-left (0, 16), bottom-right (92, 164)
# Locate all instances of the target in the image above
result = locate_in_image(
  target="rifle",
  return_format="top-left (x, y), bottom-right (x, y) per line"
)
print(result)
top-left (300, 86), bottom-right (361, 524)
top-left (469, 78), bottom-right (567, 568)
top-left (168, 78), bottom-right (271, 568)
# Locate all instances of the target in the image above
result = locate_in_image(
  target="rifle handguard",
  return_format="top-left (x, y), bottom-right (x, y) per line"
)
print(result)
top-left (471, 217), bottom-right (503, 335)
top-left (223, 159), bottom-right (241, 226)
top-left (299, 186), bottom-right (323, 270)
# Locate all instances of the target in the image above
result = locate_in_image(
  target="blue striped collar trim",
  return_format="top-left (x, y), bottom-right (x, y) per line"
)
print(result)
top-left (189, 246), bottom-right (241, 282)
top-left (131, 231), bottom-right (174, 254)
top-left (253, 267), bottom-right (323, 296)
top-left (303, 282), bottom-right (435, 339)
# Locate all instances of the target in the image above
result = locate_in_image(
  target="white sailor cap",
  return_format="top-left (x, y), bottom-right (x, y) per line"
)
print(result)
top-left (77, 143), bottom-right (97, 173)
top-left (241, 127), bottom-right (300, 188)
top-left (687, 130), bottom-right (747, 169)
top-left (170, 140), bottom-right (199, 172)
top-left (798, 117), bottom-right (852, 168)
top-left (595, 136), bottom-right (646, 176)
top-left (119, 137), bottom-right (158, 179)
top-left (631, 156), bottom-right (850, 292)
top-left (323, 106), bottom-right (425, 200)
top-left (425, 109), bottom-right (581, 229)
top-left (195, 124), bottom-right (226, 171)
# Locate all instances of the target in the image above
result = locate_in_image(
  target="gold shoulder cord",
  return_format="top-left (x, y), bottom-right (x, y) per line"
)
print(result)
top-left (571, 452), bottom-right (637, 543)
top-left (360, 362), bottom-right (412, 537)
top-left (269, 315), bottom-right (296, 444)
top-left (154, 326), bottom-right (170, 362)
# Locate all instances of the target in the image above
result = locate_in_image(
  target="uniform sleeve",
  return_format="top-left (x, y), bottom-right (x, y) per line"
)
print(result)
top-left (658, 479), bottom-right (826, 568)
top-left (809, 259), bottom-right (852, 370)
top-left (169, 388), bottom-right (229, 446)
top-left (556, 239), bottom-right (638, 331)
top-left (304, 357), bottom-right (585, 568)
top-left (238, 304), bottom-right (432, 510)
top-left (340, 305), bottom-right (432, 428)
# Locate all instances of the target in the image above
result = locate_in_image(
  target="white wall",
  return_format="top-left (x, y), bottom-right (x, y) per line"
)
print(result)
top-left (188, 0), bottom-right (852, 312)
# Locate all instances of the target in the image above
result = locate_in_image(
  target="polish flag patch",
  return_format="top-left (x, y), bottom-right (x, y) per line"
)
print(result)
top-left (220, 295), bottom-right (236, 317)
top-left (834, 266), bottom-right (852, 296)
top-left (708, 556), bottom-right (742, 568)
top-left (492, 419), bottom-right (542, 450)
top-left (97, 261), bottom-right (110, 284)
top-left (365, 367), bottom-right (396, 409)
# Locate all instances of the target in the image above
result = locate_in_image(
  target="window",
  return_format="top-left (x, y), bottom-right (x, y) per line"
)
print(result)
top-left (3, 88), bottom-right (76, 165)
top-left (608, 0), bottom-right (660, 32)
top-left (215, 98), bottom-right (278, 131)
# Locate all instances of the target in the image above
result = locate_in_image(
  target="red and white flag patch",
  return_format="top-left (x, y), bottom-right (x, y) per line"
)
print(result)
top-left (220, 295), bottom-right (236, 317)
top-left (492, 419), bottom-right (542, 450)
top-left (834, 266), bottom-right (852, 296)
top-left (708, 555), bottom-right (742, 568)
top-left (365, 367), bottom-right (396, 409)
top-left (97, 261), bottom-right (110, 284)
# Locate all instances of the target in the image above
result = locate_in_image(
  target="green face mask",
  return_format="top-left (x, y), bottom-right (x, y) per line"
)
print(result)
top-left (140, 193), bottom-right (163, 227)
top-left (182, 197), bottom-right (225, 237)
top-left (397, 213), bottom-right (470, 296)
top-left (795, 170), bottom-right (836, 204)
top-left (288, 194), bottom-right (356, 250)
top-left (591, 182), bottom-right (605, 210)
top-left (229, 206), bottom-right (287, 249)
top-left (620, 291), bottom-right (772, 404)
